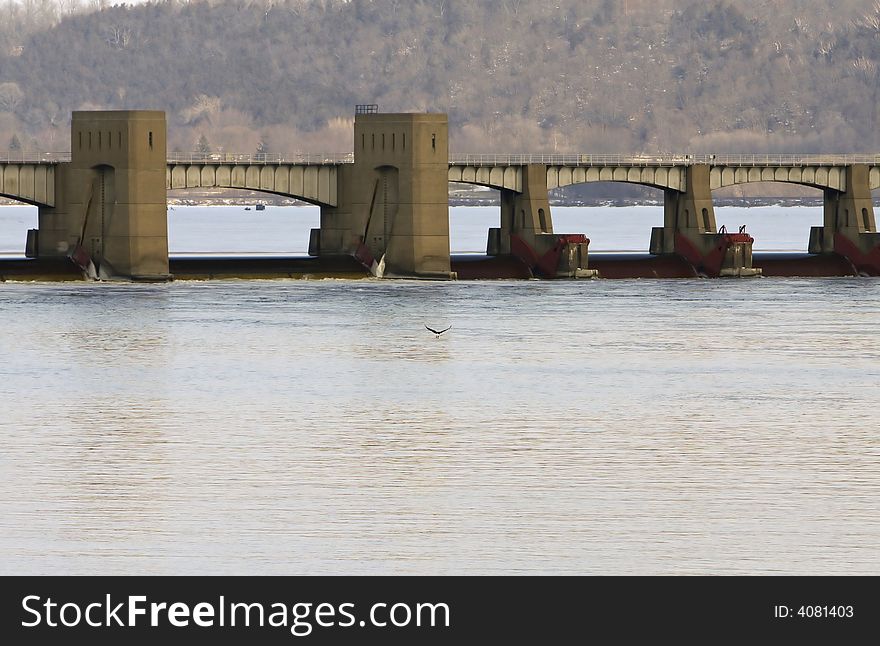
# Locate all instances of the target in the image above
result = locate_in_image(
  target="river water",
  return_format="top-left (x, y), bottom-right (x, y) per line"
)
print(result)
top-left (1, 205), bottom-right (878, 575)
top-left (0, 203), bottom-right (827, 255)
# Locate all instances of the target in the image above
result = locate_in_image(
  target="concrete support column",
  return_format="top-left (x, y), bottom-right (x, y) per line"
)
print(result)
top-left (493, 164), bottom-right (554, 254)
top-left (37, 111), bottom-right (169, 280)
top-left (505, 164), bottom-right (554, 238)
top-left (653, 164), bottom-right (717, 254)
top-left (36, 164), bottom-right (73, 259)
top-left (651, 164), bottom-right (759, 276)
top-left (491, 164), bottom-right (593, 277)
top-left (810, 164), bottom-right (880, 275)
top-left (314, 164), bottom-right (358, 257)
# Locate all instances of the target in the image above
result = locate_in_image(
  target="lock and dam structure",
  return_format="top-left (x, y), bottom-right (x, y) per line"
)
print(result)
top-left (1, 108), bottom-right (879, 281)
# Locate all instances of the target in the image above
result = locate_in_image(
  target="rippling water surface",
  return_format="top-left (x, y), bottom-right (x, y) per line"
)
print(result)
top-left (1, 278), bottom-right (878, 574)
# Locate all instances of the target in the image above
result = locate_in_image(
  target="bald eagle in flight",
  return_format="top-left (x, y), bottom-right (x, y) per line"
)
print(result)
top-left (425, 324), bottom-right (452, 337)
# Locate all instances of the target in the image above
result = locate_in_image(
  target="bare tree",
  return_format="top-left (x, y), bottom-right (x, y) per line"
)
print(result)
top-left (0, 82), bottom-right (25, 113)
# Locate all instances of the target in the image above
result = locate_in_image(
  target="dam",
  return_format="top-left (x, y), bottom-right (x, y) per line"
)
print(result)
top-left (1, 107), bottom-right (878, 281)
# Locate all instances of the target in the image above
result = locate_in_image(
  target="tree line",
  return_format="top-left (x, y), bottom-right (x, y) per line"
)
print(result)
top-left (1, 0), bottom-right (879, 198)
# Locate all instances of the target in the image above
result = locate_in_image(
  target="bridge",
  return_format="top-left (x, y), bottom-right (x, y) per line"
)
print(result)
top-left (0, 159), bottom-right (56, 208)
top-left (4, 152), bottom-right (878, 208)
top-left (449, 153), bottom-right (880, 192)
top-left (1, 109), bottom-right (879, 279)
top-left (165, 153), bottom-right (343, 207)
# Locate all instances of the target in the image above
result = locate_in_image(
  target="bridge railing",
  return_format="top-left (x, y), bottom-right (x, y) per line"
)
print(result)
top-left (3, 152), bottom-right (880, 167)
top-left (166, 152), bottom-right (355, 165)
top-left (450, 153), bottom-right (690, 166)
top-left (449, 153), bottom-right (880, 167)
top-left (0, 152), bottom-right (70, 163)
top-left (708, 154), bottom-right (880, 166)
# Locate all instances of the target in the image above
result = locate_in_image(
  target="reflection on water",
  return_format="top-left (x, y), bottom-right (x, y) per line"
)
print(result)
top-left (1, 278), bottom-right (879, 574)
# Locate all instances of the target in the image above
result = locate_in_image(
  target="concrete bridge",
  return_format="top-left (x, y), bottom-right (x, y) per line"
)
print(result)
top-left (448, 153), bottom-right (880, 193)
top-left (165, 154), bottom-right (342, 207)
top-left (2, 109), bottom-right (879, 279)
top-left (0, 161), bottom-right (56, 208)
top-left (5, 152), bottom-right (878, 209)
top-left (445, 153), bottom-right (880, 277)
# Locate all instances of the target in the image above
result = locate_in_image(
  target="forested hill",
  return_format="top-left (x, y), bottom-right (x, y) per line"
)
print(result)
top-left (2, 0), bottom-right (880, 157)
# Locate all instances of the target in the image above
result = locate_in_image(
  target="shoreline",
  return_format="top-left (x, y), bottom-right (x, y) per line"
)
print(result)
top-left (165, 194), bottom-right (833, 208)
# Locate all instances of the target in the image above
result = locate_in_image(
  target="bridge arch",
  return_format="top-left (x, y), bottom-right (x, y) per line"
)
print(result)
top-left (447, 165), bottom-right (521, 192)
top-left (448, 164), bottom-right (689, 193)
top-left (709, 165), bottom-right (846, 192)
top-left (0, 163), bottom-right (55, 207)
top-left (548, 165), bottom-right (687, 192)
top-left (166, 163), bottom-right (338, 207)
top-left (447, 162), bottom-right (880, 194)
top-left (0, 192), bottom-right (50, 208)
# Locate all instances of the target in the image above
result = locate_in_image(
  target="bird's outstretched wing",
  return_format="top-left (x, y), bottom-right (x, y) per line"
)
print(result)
top-left (425, 324), bottom-right (452, 335)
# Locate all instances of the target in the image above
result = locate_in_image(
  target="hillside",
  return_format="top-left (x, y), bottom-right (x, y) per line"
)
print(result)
top-left (2, 0), bottom-right (879, 168)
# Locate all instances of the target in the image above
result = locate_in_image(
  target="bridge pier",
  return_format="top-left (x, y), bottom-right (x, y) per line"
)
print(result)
top-left (489, 164), bottom-right (593, 278)
top-left (809, 164), bottom-right (880, 275)
top-left (36, 111), bottom-right (170, 280)
top-left (315, 111), bottom-right (453, 279)
top-left (651, 164), bottom-right (760, 277)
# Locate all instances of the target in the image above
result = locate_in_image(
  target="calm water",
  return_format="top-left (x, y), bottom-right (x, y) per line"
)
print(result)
top-left (1, 206), bottom-right (879, 575)
top-left (0, 203), bottom-right (825, 255)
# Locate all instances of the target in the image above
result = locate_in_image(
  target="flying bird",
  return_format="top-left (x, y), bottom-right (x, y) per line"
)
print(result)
top-left (425, 324), bottom-right (452, 337)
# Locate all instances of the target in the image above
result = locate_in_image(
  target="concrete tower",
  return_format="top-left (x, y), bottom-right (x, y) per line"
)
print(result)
top-left (38, 110), bottom-right (169, 280)
top-left (316, 108), bottom-right (452, 278)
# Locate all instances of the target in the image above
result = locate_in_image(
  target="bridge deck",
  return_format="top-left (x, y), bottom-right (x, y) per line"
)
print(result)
top-left (448, 154), bottom-right (880, 167)
top-left (2, 154), bottom-right (879, 206)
